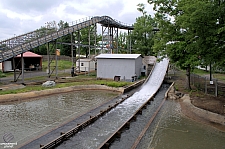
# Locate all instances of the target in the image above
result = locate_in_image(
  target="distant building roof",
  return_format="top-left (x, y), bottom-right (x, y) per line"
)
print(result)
top-left (16, 51), bottom-right (42, 57)
top-left (96, 54), bottom-right (142, 59)
top-left (76, 58), bottom-right (94, 62)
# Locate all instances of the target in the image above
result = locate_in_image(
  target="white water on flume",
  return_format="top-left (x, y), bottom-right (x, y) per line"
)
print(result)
top-left (58, 58), bottom-right (169, 149)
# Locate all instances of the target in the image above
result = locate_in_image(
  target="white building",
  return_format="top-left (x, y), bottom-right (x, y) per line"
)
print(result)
top-left (96, 54), bottom-right (143, 81)
top-left (76, 59), bottom-right (95, 72)
top-left (142, 56), bottom-right (157, 76)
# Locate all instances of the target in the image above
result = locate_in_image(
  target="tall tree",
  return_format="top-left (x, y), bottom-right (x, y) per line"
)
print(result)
top-left (117, 31), bottom-right (128, 53)
top-left (149, 0), bottom-right (225, 90)
top-left (130, 3), bottom-right (157, 55)
top-left (58, 21), bottom-right (73, 56)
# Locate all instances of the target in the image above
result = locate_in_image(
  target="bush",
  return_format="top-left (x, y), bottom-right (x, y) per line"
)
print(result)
top-left (0, 72), bottom-right (6, 78)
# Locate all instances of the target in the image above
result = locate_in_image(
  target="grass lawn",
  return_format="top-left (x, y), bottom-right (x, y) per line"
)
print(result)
top-left (42, 60), bottom-right (73, 70)
top-left (192, 68), bottom-right (225, 83)
top-left (0, 71), bottom-right (133, 95)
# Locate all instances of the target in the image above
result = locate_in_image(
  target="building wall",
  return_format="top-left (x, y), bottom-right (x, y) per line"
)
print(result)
top-left (135, 56), bottom-right (142, 77)
top-left (97, 58), bottom-right (138, 80)
top-left (76, 60), bottom-right (95, 72)
top-left (0, 61), bottom-right (13, 72)
top-left (0, 63), bottom-right (2, 72)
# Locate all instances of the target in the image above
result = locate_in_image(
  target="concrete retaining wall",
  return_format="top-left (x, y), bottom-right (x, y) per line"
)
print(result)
top-left (181, 94), bottom-right (225, 125)
top-left (123, 79), bottom-right (145, 93)
top-left (0, 85), bottom-right (124, 103)
top-left (0, 79), bottom-right (146, 103)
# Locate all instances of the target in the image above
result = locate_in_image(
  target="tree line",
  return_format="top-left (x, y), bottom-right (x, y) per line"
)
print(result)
top-left (146, 0), bottom-right (225, 89)
top-left (32, 0), bottom-right (225, 90)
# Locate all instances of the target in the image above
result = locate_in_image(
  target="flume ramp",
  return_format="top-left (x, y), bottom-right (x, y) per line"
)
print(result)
top-left (51, 58), bottom-right (170, 149)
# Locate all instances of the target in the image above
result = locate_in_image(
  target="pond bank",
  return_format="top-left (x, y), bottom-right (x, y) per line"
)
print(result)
top-left (167, 85), bottom-right (225, 131)
top-left (0, 80), bottom-right (145, 104)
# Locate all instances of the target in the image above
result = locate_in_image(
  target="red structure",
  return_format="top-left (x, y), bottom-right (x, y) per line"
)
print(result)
top-left (15, 51), bottom-right (42, 71)
top-left (0, 51), bottom-right (42, 72)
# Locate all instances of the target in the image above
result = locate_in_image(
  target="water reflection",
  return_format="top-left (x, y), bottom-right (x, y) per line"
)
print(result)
top-left (0, 90), bottom-right (118, 146)
top-left (137, 100), bottom-right (225, 149)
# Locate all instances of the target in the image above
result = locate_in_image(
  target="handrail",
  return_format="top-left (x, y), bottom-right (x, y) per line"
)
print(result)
top-left (0, 16), bottom-right (134, 62)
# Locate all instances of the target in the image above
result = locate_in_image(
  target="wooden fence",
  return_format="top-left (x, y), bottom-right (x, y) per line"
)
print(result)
top-left (190, 73), bottom-right (225, 97)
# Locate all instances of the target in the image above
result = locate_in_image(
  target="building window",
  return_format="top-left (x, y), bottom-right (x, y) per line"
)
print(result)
top-left (81, 63), bottom-right (84, 66)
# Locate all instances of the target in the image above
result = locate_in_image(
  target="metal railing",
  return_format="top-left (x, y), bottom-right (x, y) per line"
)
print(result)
top-left (0, 16), bottom-right (134, 63)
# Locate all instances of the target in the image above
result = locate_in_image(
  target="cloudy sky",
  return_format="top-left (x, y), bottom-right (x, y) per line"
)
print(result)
top-left (0, 0), bottom-right (155, 41)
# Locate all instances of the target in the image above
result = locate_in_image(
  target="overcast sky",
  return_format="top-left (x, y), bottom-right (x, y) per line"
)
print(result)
top-left (0, 0), bottom-right (155, 41)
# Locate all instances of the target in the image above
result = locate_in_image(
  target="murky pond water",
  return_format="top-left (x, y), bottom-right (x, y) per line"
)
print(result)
top-left (137, 100), bottom-right (225, 149)
top-left (0, 90), bottom-right (119, 147)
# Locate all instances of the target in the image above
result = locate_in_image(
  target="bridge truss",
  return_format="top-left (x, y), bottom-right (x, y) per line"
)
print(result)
top-left (0, 16), bottom-right (135, 82)
top-left (0, 16), bottom-right (134, 63)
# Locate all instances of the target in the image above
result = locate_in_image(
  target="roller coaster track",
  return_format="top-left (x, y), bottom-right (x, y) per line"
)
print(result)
top-left (0, 16), bottom-right (134, 63)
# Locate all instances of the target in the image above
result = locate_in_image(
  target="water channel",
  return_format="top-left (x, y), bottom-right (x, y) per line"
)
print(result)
top-left (0, 88), bottom-right (224, 149)
top-left (1, 56), bottom-right (224, 149)
top-left (137, 99), bottom-right (225, 149)
top-left (0, 90), bottom-right (119, 148)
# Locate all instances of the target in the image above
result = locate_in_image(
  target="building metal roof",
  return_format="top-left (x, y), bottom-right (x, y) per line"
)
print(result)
top-left (76, 58), bottom-right (94, 62)
top-left (96, 54), bottom-right (142, 59)
top-left (16, 51), bottom-right (42, 57)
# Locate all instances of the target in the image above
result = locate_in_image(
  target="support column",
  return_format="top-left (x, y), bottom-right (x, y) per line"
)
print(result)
top-left (71, 32), bottom-right (74, 66)
top-left (107, 24), bottom-right (110, 54)
top-left (129, 30), bottom-right (132, 54)
top-left (88, 25), bottom-right (91, 58)
top-left (47, 42), bottom-right (50, 77)
top-left (78, 30), bottom-right (81, 73)
top-left (111, 27), bottom-right (114, 54)
top-left (127, 30), bottom-right (129, 53)
top-left (101, 25), bottom-right (104, 53)
top-left (116, 28), bottom-right (119, 54)
top-left (21, 53), bottom-right (24, 84)
top-left (94, 23), bottom-right (97, 55)
top-left (55, 40), bottom-right (58, 79)
top-left (13, 57), bottom-right (16, 82)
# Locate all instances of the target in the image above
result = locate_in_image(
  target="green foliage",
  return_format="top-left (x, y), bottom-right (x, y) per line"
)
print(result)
top-left (130, 3), bottom-right (157, 55)
top-left (96, 80), bottom-right (131, 87)
top-left (58, 21), bottom-right (73, 56)
top-left (0, 72), bottom-right (6, 78)
top-left (192, 68), bottom-right (209, 75)
top-left (0, 77), bottom-right (132, 95)
top-left (149, 0), bottom-right (225, 89)
top-left (117, 32), bottom-right (128, 53)
top-left (42, 60), bottom-right (73, 70)
top-left (150, 0), bottom-right (225, 69)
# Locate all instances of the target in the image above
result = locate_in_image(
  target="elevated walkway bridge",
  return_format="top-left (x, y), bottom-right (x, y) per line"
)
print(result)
top-left (0, 16), bottom-right (134, 63)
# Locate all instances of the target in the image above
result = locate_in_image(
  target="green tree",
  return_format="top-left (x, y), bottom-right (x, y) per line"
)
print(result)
top-left (149, 0), bottom-right (225, 89)
top-left (58, 21), bottom-right (73, 56)
top-left (73, 25), bottom-right (97, 57)
top-left (117, 31), bottom-right (128, 53)
top-left (130, 3), bottom-right (157, 55)
top-left (33, 26), bottom-right (55, 55)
